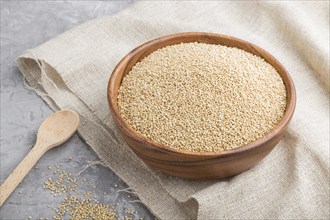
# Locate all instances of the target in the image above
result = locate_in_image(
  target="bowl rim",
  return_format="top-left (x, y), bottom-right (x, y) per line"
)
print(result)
top-left (107, 32), bottom-right (296, 157)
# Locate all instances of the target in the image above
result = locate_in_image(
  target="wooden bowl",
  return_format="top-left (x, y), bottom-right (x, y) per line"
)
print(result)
top-left (107, 32), bottom-right (296, 180)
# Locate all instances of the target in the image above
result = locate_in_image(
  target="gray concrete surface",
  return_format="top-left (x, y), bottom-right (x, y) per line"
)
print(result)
top-left (0, 1), bottom-right (154, 219)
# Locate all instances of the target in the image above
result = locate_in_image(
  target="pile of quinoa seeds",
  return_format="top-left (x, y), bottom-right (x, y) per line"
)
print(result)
top-left (118, 42), bottom-right (287, 152)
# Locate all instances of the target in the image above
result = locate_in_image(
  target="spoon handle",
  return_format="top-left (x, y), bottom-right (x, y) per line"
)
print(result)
top-left (0, 140), bottom-right (47, 206)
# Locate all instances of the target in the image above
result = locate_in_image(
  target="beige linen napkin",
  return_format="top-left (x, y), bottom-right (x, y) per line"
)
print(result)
top-left (17, 1), bottom-right (329, 219)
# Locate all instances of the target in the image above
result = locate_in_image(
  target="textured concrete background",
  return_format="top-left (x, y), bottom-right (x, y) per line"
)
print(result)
top-left (0, 1), bottom-right (154, 219)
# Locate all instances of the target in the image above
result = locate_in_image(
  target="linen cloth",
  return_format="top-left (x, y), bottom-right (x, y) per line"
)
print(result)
top-left (17, 1), bottom-right (329, 219)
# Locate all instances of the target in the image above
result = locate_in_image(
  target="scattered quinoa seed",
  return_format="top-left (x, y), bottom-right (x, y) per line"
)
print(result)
top-left (53, 197), bottom-right (116, 220)
top-left (118, 42), bottom-right (287, 152)
top-left (35, 164), bottom-right (143, 219)
top-left (43, 170), bottom-right (77, 194)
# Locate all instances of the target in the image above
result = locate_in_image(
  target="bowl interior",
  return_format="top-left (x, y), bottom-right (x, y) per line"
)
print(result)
top-left (108, 32), bottom-right (296, 157)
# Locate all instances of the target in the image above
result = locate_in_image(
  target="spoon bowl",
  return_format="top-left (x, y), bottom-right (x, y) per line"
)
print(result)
top-left (37, 110), bottom-right (80, 149)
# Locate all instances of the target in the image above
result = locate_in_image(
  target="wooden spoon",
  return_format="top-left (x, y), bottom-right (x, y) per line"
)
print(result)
top-left (0, 109), bottom-right (80, 206)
